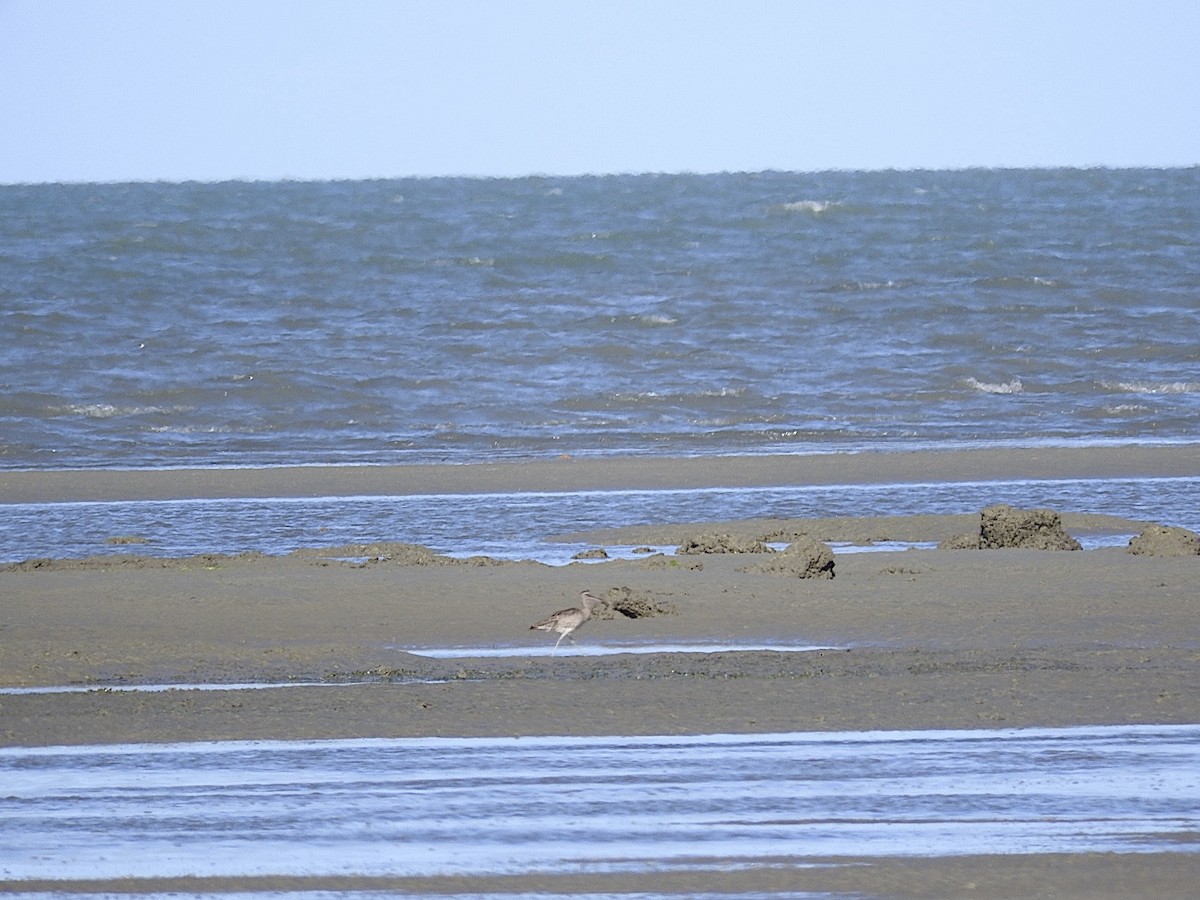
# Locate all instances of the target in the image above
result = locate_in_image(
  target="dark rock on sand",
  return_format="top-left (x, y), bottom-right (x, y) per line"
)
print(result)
top-left (3, 551), bottom-right (269, 572)
top-left (572, 547), bottom-right (610, 560)
top-left (595, 585), bottom-right (679, 618)
top-left (637, 555), bottom-right (704, 571)
top-left (290, 542), bottom-right (511, 567)
top-left (980, 504), bottom-right (1082, 550)
top-left (740, 536), bottom-right (836, 579)
top-left (938, 532), bottom-right (984, 550)
top-left (1127, 525), bottom-right (1200, 557)
top-left (940, 504), bottom-right (1081, 551)
top-left (677, 532), bottom-right (774, 554)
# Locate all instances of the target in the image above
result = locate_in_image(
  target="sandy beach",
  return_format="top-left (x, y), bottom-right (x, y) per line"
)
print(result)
top-left (2, 446), bottom-right (1198, 897)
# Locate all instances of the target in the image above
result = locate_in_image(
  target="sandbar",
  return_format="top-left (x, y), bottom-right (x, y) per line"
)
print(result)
top-left (2, 443), bottom-right (1197, 503)
top-left (2, 447), bottom-right (1198, 897)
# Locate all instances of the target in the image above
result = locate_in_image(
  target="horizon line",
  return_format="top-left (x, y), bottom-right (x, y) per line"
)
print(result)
top-left (3, 162), bottom-right (1200, 188)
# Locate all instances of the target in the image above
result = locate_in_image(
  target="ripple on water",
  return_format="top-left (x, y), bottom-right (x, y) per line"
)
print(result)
top-left (1, 724), bottom-right (1196, 881)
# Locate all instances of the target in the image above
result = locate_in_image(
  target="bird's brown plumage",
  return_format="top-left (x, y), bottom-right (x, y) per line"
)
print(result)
top-left (530, 590), bottom-right (605, 649)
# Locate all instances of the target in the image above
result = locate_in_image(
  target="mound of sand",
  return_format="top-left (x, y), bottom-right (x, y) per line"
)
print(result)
top-left (677, 533), bottom-right (774, 554)
top-left (596, 585), bottom-right (679, 618)
top-left (1127, 525), bottom-right (1200, 557)
top-left (740, 536), bottom-right (836, 579)
top-left (940, 504), bottom-right (1082, 551)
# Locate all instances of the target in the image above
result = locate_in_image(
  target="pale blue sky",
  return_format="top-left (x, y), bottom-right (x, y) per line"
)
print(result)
top-left (1, 0), bottom-right (1197, 183)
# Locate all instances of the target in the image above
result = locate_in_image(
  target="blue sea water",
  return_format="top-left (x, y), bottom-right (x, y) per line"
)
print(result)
top-left (2, 168), bottom-right (1198, 469)
top-left (1, 169), bottom-right (1198, 559)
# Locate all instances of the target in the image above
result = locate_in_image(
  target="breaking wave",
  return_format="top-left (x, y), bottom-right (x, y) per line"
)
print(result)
top-left (55, 403), bottom-right (190, 419)
top-left (1107, 381), bottom-right (1199, 395)
top-left (966, 378), bottom-right (1024, 395)
top-left (776, 199), bottom-right (837, 213)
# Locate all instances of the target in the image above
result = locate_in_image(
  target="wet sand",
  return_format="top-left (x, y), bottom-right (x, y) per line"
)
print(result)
top-left (4, 537), bottom-right (1199, 744)
top-left (7, 853), bottom-right (1200, 899)
top-left (3, 442), bottom-right (1198, 503)
top-left (2, 446), bottom-right (1198, 896)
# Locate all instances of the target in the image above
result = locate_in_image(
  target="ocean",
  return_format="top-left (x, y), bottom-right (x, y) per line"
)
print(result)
top-left (4, 168), bottom-right (1198, 469)
top-left (2, 168), bottom-right (1198, 559)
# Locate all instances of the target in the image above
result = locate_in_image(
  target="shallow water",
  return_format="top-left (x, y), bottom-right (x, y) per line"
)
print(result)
top-left (1, 474), bottom-right (1195, 563)
top-left (0, 682), bottom-right (346, 696)
top-left (2, 725), bottom-right (1196, 883)
top-left (403, 641), bottom-right (839, 659)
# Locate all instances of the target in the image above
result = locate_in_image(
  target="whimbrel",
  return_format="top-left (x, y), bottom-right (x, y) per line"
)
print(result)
top-left (530, 590), bottom-right (605, 650)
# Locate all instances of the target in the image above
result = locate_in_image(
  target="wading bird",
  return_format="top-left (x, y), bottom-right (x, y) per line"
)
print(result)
top-left (530, 590), bottom-right (605, 650)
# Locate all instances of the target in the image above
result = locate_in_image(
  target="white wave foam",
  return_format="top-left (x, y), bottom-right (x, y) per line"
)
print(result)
top-left (778, 199), bottom-right (836, 213)
top-left (59, 403), bottom-right (187, 419)
top-left (966, 377), bottom-right (1024, 394)
top-left (700, 386), bottom-right (746, 398)
top-left (147, 424), bottom-right (241, 434)
top-left (1107, 380), bottom-right (1199, 395)
top-left (1102, 403), bottom-right (1152, 414)
top-left (600, 386), bottom-right (745, 404)
top-left (632, 313), bottom-right (678, 325)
